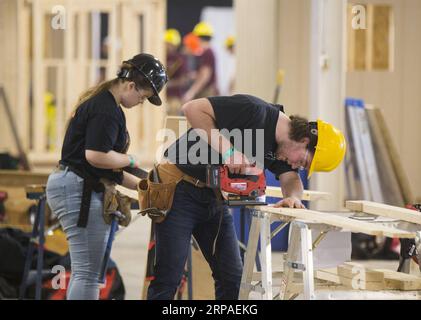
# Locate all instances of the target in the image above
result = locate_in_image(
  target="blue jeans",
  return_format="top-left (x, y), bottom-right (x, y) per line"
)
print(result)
top-left (46, 168), bottom-right (110, 300)
top-left (147, 181), bottom-right (243, 300)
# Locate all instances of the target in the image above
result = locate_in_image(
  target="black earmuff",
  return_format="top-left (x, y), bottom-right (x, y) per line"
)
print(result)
top-left (308, 122), bottom-right (318, 152)
top-left (117, 68), bottom-right (130, 79)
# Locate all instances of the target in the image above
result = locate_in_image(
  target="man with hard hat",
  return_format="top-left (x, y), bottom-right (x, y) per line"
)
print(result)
top-left (225, 35), bottom-right (235, 54)
top-left (164, 28), bottom-right (188, 115)
top-left (182, 22), bottom-right (218, 103)
top-left (147, 94), bottom-right (346, 300)
top-left (224, 35), bottom-right (236, 95)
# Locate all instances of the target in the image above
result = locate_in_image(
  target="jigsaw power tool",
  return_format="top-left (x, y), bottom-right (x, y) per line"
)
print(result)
top-left (206, 165), bottom-right (267, 206)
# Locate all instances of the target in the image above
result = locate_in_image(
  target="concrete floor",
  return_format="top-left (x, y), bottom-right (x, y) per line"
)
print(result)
top-left (111, 212), bottom-right (151, 300)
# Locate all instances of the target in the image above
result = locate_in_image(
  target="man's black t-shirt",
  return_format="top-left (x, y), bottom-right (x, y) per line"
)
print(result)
top-left (60, 90), bottom-right (129, 184)
top-left (164, 94), bottom-right (296, 182)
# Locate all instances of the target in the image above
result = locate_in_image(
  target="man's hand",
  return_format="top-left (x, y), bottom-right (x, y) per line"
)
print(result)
top-left (273, 197), bottom-right (306, 209)
top-left (224, 150), bottom-right (263, 175)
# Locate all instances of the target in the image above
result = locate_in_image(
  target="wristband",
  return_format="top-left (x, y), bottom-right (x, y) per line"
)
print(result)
top-left (128, 155), bottom-right (136, 168)
top-left (221, 147), bottom-right (235, 163)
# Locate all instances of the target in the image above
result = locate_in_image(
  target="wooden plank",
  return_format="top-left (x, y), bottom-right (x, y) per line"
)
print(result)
top-left (302, 265), bottom-right (421, 292)
top-left (366, 106), bottom-right (404, 206)
top-left (375, 269), bottom-right (421, 291)
top-left (0, 170), bottom-right (49, 186)
top-left (33, 0), bottom-right (46, 153)
top-left (340, 277), bottom-right (384, 291)
top-left (260, 206), bottom-right (414, 238)
top-left (338, 264), bottom-right (384, 282)
top-left (343, 263), bottom-right (421, 291)
top-left (365, 4), bottom-right (374, 71)
top-left (346, 200), bottom-right (421, 225)
top-left (118, 177), bottom-right (333, 203)
top-left (373, 108), bottom-right (414, 204)
top-left (346, 4), bottom-right (356, 71)
top-left (265, 187), bottom-right (331, 201)
top-left (315, 268), bottom-right (384, 291)
top-left (315, 268), bottom-right (341, 284)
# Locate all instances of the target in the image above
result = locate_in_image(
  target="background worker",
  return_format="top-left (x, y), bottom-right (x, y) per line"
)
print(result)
top-left (182, 22), bottom-right (218, 103)
top-left (224, 35), bottom-right (236, 95)
top-left (181, 32), bottom-right (203, 94)
top-left (147, 94), bottom-right (346, 299)
top-left (164, 29), bottom-right (189, 115)
top-left (46, 53), bottom-right (168, 300)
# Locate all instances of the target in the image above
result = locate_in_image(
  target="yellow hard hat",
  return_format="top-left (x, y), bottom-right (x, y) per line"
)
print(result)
top-left (164, 28), bottom-right (181, 46)
top-left (193, 22), bottom-right (214, 37)
top-left (225, 35), bottom-right (235, 49)
top-left (307, 119), bottom-right (346, 177)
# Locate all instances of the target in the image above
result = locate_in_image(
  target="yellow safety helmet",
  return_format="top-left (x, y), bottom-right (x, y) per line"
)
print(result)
top-left (164, 28), bottom-right (181, 47)
top-left (307, 119), bottom-right (346, 177)
top-left (193, 22), bottom-right (214, 37)
top-left (225, 35), bottom-right (235, 49)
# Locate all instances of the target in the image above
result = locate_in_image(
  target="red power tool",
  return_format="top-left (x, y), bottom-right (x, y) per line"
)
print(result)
top-left (206, 165), bottom-right (266, 206)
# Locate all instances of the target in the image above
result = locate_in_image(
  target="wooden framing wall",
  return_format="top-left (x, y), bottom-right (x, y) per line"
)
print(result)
top-left (0, 0), bottom-right (30, 155)
top-left (235, 0), bottom-right (421, 203)
top-left (346, 0), bottom-right (421, 201)
top-left (234, 0), bottom-right (346, 210)
top-left (234, 0), bottom-right (311, 117)
top-left (234, 0), bottom-right (279, 102)
top-left (0, 0), bottom-right (166, 170)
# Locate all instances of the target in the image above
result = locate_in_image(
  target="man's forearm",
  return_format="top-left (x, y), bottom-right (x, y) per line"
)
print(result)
top-left (279, 171), bottom-right (304, 199)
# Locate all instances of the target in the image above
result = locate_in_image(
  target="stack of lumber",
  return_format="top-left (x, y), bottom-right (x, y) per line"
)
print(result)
top-left (316, 262), bottom-right (421, 291)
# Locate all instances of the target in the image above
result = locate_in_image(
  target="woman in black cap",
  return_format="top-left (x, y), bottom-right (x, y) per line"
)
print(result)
top-left (46, 53), bottom-right (168, 300)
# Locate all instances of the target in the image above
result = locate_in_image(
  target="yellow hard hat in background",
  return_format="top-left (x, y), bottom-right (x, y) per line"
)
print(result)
top-left (307, 119), bottom-right (346, 177)
top-left (225, 35), bottom-right (235, 49)
top-left (193, 22), bottom-right (214, 37)
top-left (164, 28), bottom-right (181, 47)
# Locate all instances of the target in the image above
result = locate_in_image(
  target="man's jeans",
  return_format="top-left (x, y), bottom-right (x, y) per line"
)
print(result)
top-left (147, 181), bottom-right (243, 300)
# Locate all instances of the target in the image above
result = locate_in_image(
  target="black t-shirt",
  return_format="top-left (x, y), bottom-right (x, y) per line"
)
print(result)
top-left (60, 90), bottom-right (129, 184)
top-left (164, 94), bottom-right (296, 182)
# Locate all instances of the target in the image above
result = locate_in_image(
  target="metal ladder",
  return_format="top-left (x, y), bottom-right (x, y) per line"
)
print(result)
top-left (239, 209), bottom-right (326, 300)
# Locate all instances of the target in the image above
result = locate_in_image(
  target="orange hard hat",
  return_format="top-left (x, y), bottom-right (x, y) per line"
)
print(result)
top-left (183, 32), bottom-right (203, 56)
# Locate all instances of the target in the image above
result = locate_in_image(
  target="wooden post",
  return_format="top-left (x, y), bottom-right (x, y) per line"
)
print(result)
top-left (32, 0), bottom-right (46, 154)
top-left (308, 0), bottom-right (347, 211)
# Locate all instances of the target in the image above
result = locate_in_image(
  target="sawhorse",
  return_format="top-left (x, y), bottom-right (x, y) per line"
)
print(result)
top-left (239, 209), bottom-right (330, 300)
top-left (239, 204), bottom-right (419, 300)
top-left (19, 185), bottom-right (47, 300)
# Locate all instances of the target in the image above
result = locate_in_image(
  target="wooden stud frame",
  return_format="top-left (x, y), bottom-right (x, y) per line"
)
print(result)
top-left (1, 0), bottom-right (166, 169)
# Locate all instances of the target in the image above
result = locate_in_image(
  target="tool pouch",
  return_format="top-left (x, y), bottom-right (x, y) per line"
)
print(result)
top-left (138, 164), bottom-right (183, 223)
top-left (102, 179), bottom-right (132, 227)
